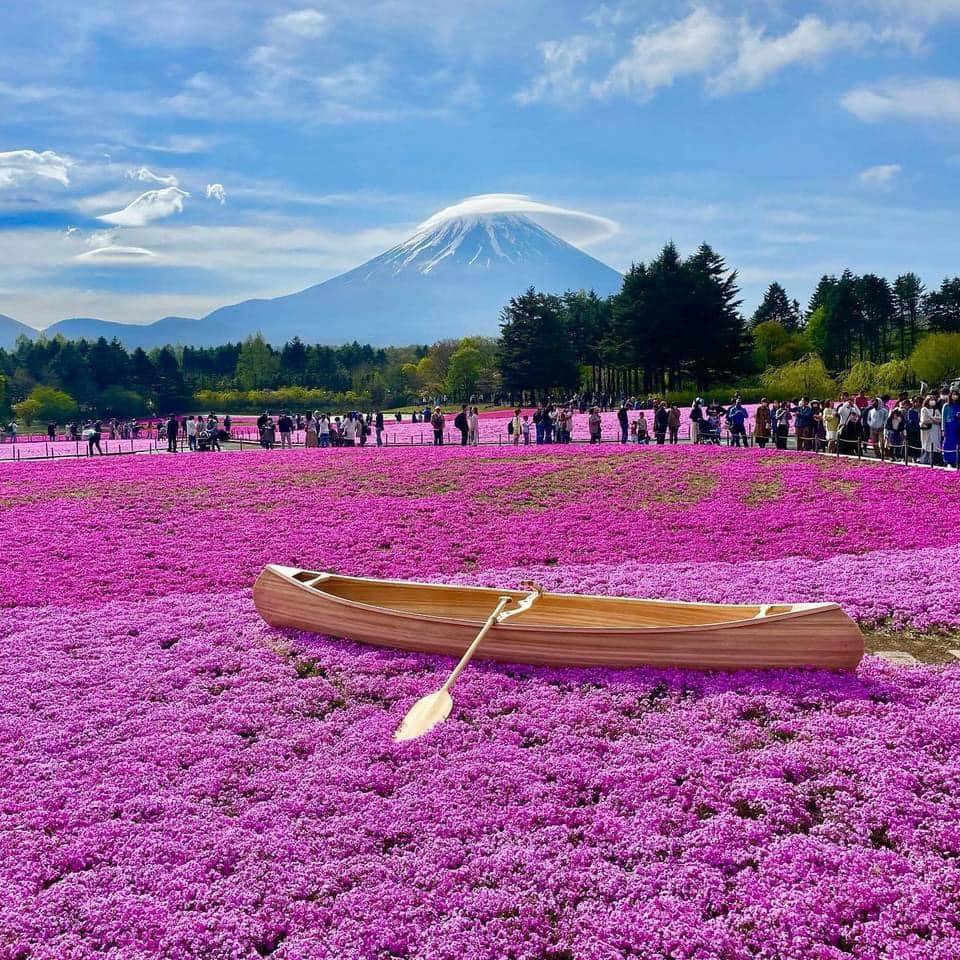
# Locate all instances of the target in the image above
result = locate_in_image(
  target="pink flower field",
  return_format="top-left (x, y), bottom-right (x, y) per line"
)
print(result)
top-left (2, 445), bottom-right (960, 959)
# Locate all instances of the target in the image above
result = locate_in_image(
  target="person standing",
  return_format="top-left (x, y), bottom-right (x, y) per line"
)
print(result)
top-left (47, 421), bottom-right (56, 441)
top-left (262, 418), bottom-right (277, 449)
top-left (342, 415), bottom-right (357, 447)
top-left (278, 412), bottom-right (293, 449)
top-left (375, 409), bottom-right (385, 447)
top-left (726, 401), bottom-right (748, 447)
top-left (617, 404), bottom-right (629, 444)
top-left (454, 404), bottom-right (469, 446)
top-left (918, 396), bottom-right (941, 465)
top-left (512, 408), bottom-right (522, 447)
top-left (941, 389), bottom-right (960, 468)
top-left (635, 411), bottom-right (649, 445)
top-left (588, 407), bottom-right (602, 444)
top-left (223, 414), bottom-right (232, 437)
top-left (521, 415), bottom-right (531, 445)
top-left (468, 406), bottom-right (480, 446)
top-left (884, 405), bottom-right (907, 463)
top-left (88, 420), bottom-right (103, 456)
top-left (431, 407), bottom-right (445, 446)
top-left (256, 410), bottom-right (269, 448)
top-left (667, 405), bottom-right (681, 444)
top-left (793, 397), bottom-right (813, 452)
top-left (305, 412), bottom-right (318, 448)
top-left (866, 398), bottom-right (888, 459)
top-left (186, 415), bottom-right (197, 451)
top-left (775, 402), bottom-right (791, 450)
top-left (689, 398), bottom-right (703, 444)
top-left (753, 400), bottom-right (771, 449)
top-left (533, 405), bottom-right (545, 445)
top-left (822, 401), bottom-right (839, 454)
top-left (166, 414), bottom-right (179, 453)
top-left (653, 403), bottom-right (668, 445)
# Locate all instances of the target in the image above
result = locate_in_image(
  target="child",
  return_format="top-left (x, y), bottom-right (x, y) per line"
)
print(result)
top-left (521, 415), bottom-right (531, 445)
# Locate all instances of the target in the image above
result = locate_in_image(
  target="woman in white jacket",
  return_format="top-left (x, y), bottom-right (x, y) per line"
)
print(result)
top-left (918, 396), bottom-right (941, 465)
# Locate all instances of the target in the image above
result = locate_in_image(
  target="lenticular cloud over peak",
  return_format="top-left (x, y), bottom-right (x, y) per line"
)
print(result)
top-left (418, 193), bottom-right (619, 245)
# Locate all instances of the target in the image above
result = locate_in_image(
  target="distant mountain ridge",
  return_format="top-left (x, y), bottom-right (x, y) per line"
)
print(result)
top-left (8, 211), bottom-right (623, 349)
top-left (0, 313), bottom-right (37, 350)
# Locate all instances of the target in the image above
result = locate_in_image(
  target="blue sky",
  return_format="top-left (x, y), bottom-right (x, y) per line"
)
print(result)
top-left (1, 0), bottom-right (959, 330)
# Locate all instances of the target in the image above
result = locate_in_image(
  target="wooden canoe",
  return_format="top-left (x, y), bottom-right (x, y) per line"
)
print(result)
top-left (253, 566), bottom-right (864, 671)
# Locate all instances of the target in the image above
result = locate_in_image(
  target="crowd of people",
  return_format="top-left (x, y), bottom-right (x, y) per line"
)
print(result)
top-left (687, 389), bottom-right (960, 467)
top-left (7, 385), bottom-right (959, 469)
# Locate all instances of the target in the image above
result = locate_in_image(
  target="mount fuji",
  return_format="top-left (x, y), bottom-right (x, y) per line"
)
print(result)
top-left (37, 209), bottom-right (623, 348)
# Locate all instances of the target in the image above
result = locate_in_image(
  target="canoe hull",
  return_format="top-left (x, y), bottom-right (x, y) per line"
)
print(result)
top-left (253, 566), bottom-right (864, 671)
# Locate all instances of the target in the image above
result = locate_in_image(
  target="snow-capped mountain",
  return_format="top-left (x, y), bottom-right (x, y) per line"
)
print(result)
top-left (202, 212), bottom-right (622, 345)
top-left (33, 210), bottom-right (623, 348)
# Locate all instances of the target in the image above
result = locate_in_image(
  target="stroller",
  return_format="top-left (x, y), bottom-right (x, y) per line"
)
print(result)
top-left (197, 424), bottom-right (224, 451)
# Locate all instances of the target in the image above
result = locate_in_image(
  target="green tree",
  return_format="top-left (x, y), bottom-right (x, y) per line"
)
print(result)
top-left (760, 354), bottom-right (835, 399)
top-left (873, 359), bottom-right (911, 395)
top-left (12, 385), bottom-right (76, 426)
top-left (752, 320), bottom-right (809, 367)
top-left (98, 385), bottom-right (146, 417)
top-left (235, 333), bottom-right (280, 391)
top-left (923, 278), bottom-right (960, 334)
top-left (445, 343), bottom-right (485, 399)
top-left (498, 288), bottom-right (578, 399)
top-left (750, 282), bottom-right (801, 331)
top-left (892, 273), bottom-right (924, 357)
top-left (909, 333), bottom-right (960, 385)
top-left (841, 361), bottom-right (879, 395)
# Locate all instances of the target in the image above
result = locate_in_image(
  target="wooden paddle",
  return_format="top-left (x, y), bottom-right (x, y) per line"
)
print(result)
top-left (393, 582), bottom-right (543, 742)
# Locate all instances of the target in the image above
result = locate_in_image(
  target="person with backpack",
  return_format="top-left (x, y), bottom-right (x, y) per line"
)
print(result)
top-left (454, 404), bottom-right (469, 446)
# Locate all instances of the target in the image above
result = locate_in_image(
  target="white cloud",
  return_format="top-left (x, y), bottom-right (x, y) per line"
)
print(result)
top-left (592, 7), bottom-right (733, 101)
top-left (269, 8), bottom-right (328, 39)
top-left (418, 193), bottom-right (620, 244)
top-left (0, 149), bottom-right (72, 187)
top-left (98, 187), bottom-right (190, 226)
top-left (841, 77), bottom-right (960, 123)
top-left (711, 17), bottom-right (874, 94)
top-left (127, 166), bottom-right (180, 187)
top-left (205, 183), bottom-right (227, 204)
top-left (515, 36), bottom-right (596, 105)
top-left (521, 9), bottom-right (923, 106)
top-left (858, 163), bottom-right (902, 188)
top-left (142, 134), bottom-right (218, 154)
top-left (75, 245), bottom-right (158, 263)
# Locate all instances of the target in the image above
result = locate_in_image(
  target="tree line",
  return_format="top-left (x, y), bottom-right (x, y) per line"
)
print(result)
top-left (2, 241), bottom-right (960, 423)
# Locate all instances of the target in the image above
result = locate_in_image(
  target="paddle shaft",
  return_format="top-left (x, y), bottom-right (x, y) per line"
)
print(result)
top-left (440, 596), bottom-right (512, 695)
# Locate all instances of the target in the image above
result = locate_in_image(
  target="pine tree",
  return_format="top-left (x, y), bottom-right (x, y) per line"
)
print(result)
top-left (892, 273), bottom-right (924, 358)
top-left (497, 288), bottom-right (577, 400)
top-left (923, 278), bottom-right (960, 334)
top-left (750, 282), bottom-right (801, 331)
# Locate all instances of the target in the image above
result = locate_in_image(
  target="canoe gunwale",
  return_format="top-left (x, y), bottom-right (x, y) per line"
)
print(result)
top-left (262, 565), bottom-right (841, 636)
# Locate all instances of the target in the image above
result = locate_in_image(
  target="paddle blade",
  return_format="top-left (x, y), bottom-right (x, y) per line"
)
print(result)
top-left (394, 690), bottom-right (453, 742)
